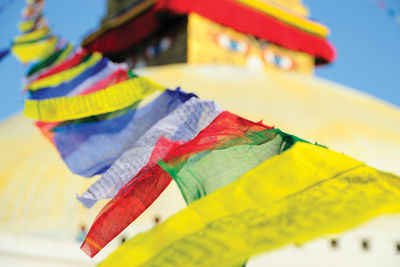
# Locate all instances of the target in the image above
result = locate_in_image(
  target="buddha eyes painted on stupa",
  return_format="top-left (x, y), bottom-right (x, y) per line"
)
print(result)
top-left (189, 14), bottom-right (311, 74)
top-left (85, 0), bottom-right (331, 75)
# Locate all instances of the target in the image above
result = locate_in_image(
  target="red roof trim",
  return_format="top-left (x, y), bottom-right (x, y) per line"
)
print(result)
top-left (85, 8), bottom-right (159, 54)
top-left (84, 0), bottom-right (336, 63)
top-left (156, 0), bottom-right (335, 63)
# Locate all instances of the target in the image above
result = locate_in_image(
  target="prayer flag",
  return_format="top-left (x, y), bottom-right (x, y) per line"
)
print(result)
top-left (28, 58), bottom-right (124, 99)
top-left (23, 75), bottom-right (165, 122)
top-left (78, 97), bottom-right (222, 207)
top-left (0, 48), bottom-right (10, 61)
top-left (99, 142), bottom-right (400, 267)
top-left (27, 42), bottom-right (73, 77)
top-left (26, 52), bottom-right (102, 91)
top-left (160, 128), bottom-right (311, 204)
top-left (52, 88), bottom-right (195, 177)
top-left (81, 111), bottom-right (272, 257)
top-left (11, 36), bottom-right (57, 63)
top-left (28, 48), bottom-right (88, 83)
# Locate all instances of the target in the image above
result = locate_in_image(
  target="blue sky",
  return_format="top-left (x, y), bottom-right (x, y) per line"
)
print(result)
top-left (0, 0), bottom-right (399, 121)
top-left (0, 0), bottom-right (105, 121)
top-left (305, 0), bottom-right (400, 108)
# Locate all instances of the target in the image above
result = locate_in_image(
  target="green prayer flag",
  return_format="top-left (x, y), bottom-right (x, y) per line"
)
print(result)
top-left (160, 129), bottom-right (313, 204)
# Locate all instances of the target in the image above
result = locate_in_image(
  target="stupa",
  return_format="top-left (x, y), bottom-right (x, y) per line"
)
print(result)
top-left (2, 1), bottom-right (400, 266)
top-left (82, 0), bottom-right (335, 75)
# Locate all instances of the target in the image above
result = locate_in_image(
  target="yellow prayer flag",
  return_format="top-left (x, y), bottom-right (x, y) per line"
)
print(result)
top-left (100, 142), bottom-right (400, 267)
top-left (24, 76), bottom-right (165, 122)
top-left (18, 19), bottom-right (36, 33)
top-left (26, 52), bottom-right (102, 91)
top-left (11, 37), bottom-right (57, 64)
top-left (52, 43), bottom-right (74, 66)
top-left (13, 28), bottom-right (50, 44)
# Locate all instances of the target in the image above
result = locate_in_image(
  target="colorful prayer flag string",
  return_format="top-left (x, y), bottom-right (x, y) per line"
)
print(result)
top-left (99, 142), bottom-right (400, 267)
top-left (372, 0), bottom-right (400, 26)
top-left (7, 1), bottom-right (400, 266)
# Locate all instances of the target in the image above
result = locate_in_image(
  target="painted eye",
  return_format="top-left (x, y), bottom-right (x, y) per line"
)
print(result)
top-left (216, 33), bottom-right (249, 54)
top-left (278, 55), bottom-right (294, 70)
top-left (216, 34), bottom-right (230, 49)
top-left (235, 41), bottom-right (248, 54)
top-left (263, 50), bottom-right (295, 71)
top-left (159, 37), bottom-right (172, 52)
top-left (145, 37), bottom-right (173, 59)
top-left (263, 50), bottom-right (275, 65)
top-left (145, 45), bottom-right (158, 58)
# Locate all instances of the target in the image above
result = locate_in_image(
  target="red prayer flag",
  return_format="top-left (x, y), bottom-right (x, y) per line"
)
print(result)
top-left (79, 68), bottom-right (129, 95)
top-left (28, 48), bottom-right (89, 85)
top-left (81, 111), bottom-right (273, 257)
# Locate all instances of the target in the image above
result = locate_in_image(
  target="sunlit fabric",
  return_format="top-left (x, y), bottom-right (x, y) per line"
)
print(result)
top-left (78, 97), bottom-right (222, 208)
top-left (35, 120), bottom-right (58, 144)
top-left (79, 68), bottom-right (130, 96)
top-left (52, 88), bottom-right (196, 177)
top-left (99, 142), bottom-right (400, 267)
top-left (81, 138), bottom-right (180, 257)
top-left (28, 59), bottom-right (124, 99)
top-left (65, 63), bottom-right (126, 97)
top-left (160, 128), bottom-right (311, 204)
top-left (7, 0), bottom-right (400, 266)
top-left (18, 12), bottom-right (48, 33)
top-left (26, 52), bottom-right (103, 91)
top-left (28, 48), bottom-right (88, 84)
top-left (81, 111), bottom-right (273, 257)
top-left (159, 111), bottom-right (273, 166)
top-left (11, 36), bottom-right (57, 63)
top-left (18, 19), bottom-right (37, 33)
top-left (135, 64), bottom-right (400, 175)
top-left (13, 28), bottom-right (50, 44)
top-left (31, 68), bottom-right (132, 140)
top-left (18, 16), bottom-right (47, 33)
top-left (23, 75), bottom-right (165, 122)
top-left (21, 0), bottom-right (44, 20)
top-left (0, 48), bottom-right (10, 62)
top-left (27, 42), bottom-right (73, 77)
top-left (28, 58), bottom-right (108, 99)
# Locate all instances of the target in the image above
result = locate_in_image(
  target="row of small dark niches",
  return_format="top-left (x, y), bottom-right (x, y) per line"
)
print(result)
top-left (116, 216), bottom-right (400, 255)
top-left (329, 238), bottom-right (400, 254)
